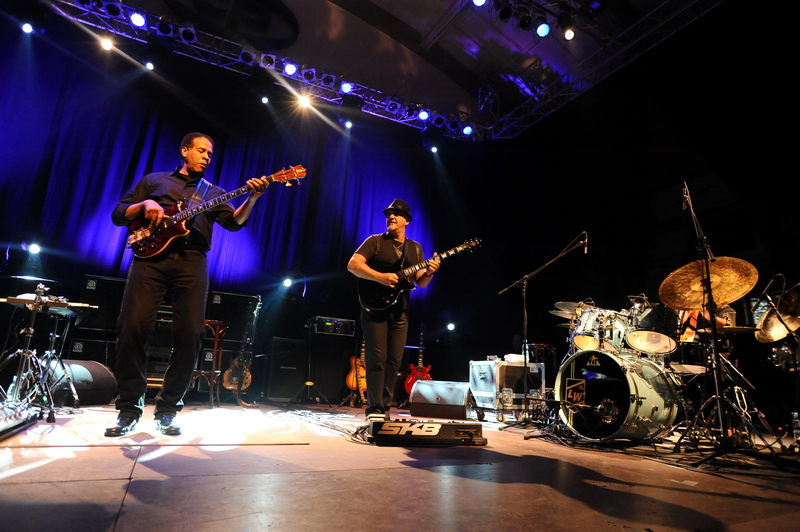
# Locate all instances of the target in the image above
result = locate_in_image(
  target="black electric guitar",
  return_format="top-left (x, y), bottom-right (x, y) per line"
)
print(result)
top-left (357, 238), bottom-right (481, 311)
top-left (127, 165), bottom-right (306, 258)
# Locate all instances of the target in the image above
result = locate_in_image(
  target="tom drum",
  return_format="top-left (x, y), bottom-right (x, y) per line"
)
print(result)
top-left (626, 304), bottom-right (679, 358)
top-left (572, 307), bottom-right (628, 354)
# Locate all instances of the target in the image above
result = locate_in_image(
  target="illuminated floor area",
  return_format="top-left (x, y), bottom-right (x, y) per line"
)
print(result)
top-left (1, 401), bottom-right (800, 532)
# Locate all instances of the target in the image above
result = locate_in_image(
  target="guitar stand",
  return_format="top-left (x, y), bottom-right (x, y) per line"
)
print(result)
top-left (339, 390), bottom-right (365, 408)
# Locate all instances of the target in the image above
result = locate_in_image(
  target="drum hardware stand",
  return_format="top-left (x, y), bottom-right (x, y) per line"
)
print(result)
top-left (287, 325), bottom-right (333, 407)
top-left (669, 184), bottom-right (785, 464)
top-left (499, 232), bottom-right (588, 430)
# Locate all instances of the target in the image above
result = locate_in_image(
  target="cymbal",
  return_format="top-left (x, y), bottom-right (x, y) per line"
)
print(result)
top-left (554, 301), bottom-right (581, 312)
top-left (549, 309), bottom-right (575, 319)
top-left (755, 283), bottom-right (800, 343)
top-left (658, 257), bottom-right (758, 311)
top-left (721, 326), bottom-right (759, 335)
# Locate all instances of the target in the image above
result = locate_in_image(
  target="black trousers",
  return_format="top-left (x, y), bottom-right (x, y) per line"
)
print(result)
top-left (360, 306), bottom-right (408, 416)
top-left (114, 249), bottom-right (208, 418)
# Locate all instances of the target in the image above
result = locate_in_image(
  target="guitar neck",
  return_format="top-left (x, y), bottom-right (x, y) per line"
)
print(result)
top-left (173, 185), bottom-right (249, 223)
top-left (399, 243), bottom-right (474, 279)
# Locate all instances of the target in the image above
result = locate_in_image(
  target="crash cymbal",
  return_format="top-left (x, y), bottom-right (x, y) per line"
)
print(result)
top-left (755, 283), bottom-right (800, 343)
top-left (658, 257), bottom-right (758, 311)
top-left (549, 309), bottom-right (575, 319)
top-left (554, 301), bottom-right (581, 312)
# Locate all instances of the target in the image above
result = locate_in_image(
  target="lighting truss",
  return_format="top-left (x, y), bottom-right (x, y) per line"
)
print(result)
top-left (43, 0), bottom-right (724, 142)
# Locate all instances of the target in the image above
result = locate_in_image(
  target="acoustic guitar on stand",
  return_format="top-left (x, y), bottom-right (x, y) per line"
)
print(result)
top-left (127, 165), bottom-right (306, 258)
top-left (405, 324), bottom-right (432, 394)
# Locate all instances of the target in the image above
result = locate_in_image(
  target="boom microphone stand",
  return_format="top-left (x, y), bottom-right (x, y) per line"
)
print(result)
top-left (498, 232), bottom-right (588, 430)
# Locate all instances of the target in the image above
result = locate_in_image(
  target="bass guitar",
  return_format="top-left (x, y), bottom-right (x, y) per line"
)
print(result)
top-left (127, 165), bottom-right (306, 258)
top-left (405, 324), bottom-right (432, 394)
top-left (346, 338), bottom-right (368, 406)
top-left (357, 238), bottom-right (481, 311)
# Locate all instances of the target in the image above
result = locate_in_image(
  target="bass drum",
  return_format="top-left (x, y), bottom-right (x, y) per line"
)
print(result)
top-left (626, 303), bottom-right (679, 358)
top-left (554, 350), bottom-right (679, 441)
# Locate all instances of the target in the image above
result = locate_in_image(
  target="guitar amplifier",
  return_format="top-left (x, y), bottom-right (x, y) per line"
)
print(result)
top-left (307, 316), bottom-right (355, 336)
top-left (367, 419), bottom-right (486, 446)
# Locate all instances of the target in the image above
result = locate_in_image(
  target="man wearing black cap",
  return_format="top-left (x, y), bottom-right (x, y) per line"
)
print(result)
top-left (347, 199), bottom-right (440, 421)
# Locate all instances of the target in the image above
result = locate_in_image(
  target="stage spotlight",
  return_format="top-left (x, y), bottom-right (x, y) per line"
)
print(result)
top-left (100, 36), bottom-right (113, 50)
top-left (283, 61), bottom-right (298, 76)
top-left (100, 1), bottom-right (125, 19)
top-left (177, 24), bottom-right (197, 43)
top-left (239, 47), bottom-right (256, 66)
top-left (320, 73), bottom-right (336, 87)
top-left (533, 16), bottom-right (550, 37)
top-left (493, 0), bottom-right (514, 23)
top-left (431, 146), bottom-right (438, 153)
top-left (462, 125), bottom-right (474, 136)
top-left (417, 109), bottom-right (430, 121)
top-left (472, 0), bottom-right (487, 6)
top-left (446, 118), bottom-right (461, 132)
top-left (260, 53), bottom-right (276, 68)
top-left (21, 23), bottom-right (33, 34)
top-left (344, 120), bottom-right (353, 129)
top-left (301, 67), bottom-right (317, 82)
top-left (340, 81), bottom-right (353, 94)
top-left (156, 18), bottom-right (173, 37)
top-left (557, 11), bottom-right (575, 40)
top-left (129, 10), bottom-right (146, 27)
top-left (431, 114), bottom-right (447, 128)
top-left (28, 244), bottom-right (41, 255)
top-left (145, 61), bottom-right (154, 70)
top-left (515, 7), bottom-right (533, 31)
top-left (298, 95), bottom-right (311, 107)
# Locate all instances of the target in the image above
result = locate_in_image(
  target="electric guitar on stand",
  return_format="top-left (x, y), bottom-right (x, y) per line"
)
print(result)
top-left (346, 338), bottom-right (368, 406)
top-left (405, 324), bottom-right (432, 394)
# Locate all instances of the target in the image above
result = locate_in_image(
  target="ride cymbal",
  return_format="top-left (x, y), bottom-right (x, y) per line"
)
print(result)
top-left (658, 257), bottom-right (758, 311)
top-left (755, 283), bottom-right (800, 343)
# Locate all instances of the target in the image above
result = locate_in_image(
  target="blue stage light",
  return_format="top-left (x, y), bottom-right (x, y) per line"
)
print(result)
top-left (340, 81), bottom-right (353, 94)
top-left (534, 16), bottom-right (550, 37)
top-left (283, 62), bottom-right (297, 76)
top-left (418, 110), bottom-right (430, 121)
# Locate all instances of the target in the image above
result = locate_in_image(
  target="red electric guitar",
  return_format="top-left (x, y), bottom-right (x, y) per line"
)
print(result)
top-left (404, 324), bottom-right (432, 394)
top-left (127, 165), bottom-right (306, 258)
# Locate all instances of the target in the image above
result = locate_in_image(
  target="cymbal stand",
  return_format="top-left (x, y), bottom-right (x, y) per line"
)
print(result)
top-left (674, 184), bottom-right (781, 464)
top-left (38, 314), bottom-right (80, 409)
top-left (499, 232), bottom-right (587, 430)
top-left (4, 284), bottom-right (57, 422)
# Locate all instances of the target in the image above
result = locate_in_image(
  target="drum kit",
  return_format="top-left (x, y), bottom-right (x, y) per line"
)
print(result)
top-left (549, 257), bottom-right (797, 447)
top-left (0, 283), bottom-right (97, 438)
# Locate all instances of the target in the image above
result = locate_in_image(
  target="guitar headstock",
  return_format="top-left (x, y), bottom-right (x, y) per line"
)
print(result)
top-left (269, 165), bottom-right (307, 186)
top-left (462, 238), bottom-right (481, 251)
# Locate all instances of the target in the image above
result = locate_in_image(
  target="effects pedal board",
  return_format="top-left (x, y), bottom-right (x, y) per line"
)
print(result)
top-left (367, 419), bottom-right (487, 447)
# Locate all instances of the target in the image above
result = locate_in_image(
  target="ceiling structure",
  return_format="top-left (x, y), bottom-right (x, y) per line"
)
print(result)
top-left (17, 0), bottom-right (726, 141)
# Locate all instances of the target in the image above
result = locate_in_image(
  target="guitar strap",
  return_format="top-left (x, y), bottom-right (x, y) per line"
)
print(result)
top-left (186, 178), bottom-right (212, 211)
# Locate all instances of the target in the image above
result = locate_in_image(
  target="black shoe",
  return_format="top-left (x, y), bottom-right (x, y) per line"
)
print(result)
top-left (155, 414), bottom-right (181, 436)
top-left (104, 414), bottom-right (139, 437)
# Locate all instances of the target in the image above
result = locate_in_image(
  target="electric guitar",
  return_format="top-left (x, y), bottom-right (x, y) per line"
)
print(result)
top-left (346, 338), bottom-right (368, 405)
top-left (127, 165), bottom-right (306, 258)
top-left (405, 324), bottom-right (432, 394)
top-left (357, 238), bottom-right (481, 311)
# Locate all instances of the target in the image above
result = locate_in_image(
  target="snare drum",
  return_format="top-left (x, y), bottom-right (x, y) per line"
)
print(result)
top-left (572, 307), bottom-right (628, 353)
top-left (554, 349), bottom-right (679, 441)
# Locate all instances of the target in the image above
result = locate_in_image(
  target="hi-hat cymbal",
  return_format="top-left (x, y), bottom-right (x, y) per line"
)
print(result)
top-left (755, 283), bottom-right (800, 343)
top-left (658, 257), bottom-right (758, 311)
top-left (554, 301), bottom-right (581, 312)
top-left (549, 309), bottom-right (575, 319)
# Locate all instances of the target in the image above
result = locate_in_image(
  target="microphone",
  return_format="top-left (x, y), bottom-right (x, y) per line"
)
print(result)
top-left (583, 232), bottom-right (588, 254)
top-left (750, 276), bottom-right (777, 313)
top-left (682, 182), bottom-right (689, 210)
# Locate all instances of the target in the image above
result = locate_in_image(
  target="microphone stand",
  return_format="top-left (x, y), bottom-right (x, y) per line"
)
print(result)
top-left (497, 232), bottom-right (587, 431)
top-left (679, 184), bottom-right (786, 465)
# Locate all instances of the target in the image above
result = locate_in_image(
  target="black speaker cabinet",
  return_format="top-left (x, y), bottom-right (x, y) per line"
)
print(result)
top-left (307, 330), bottom-right (356, 404)
top-left (75, 275), bottom-right (126, 331)
top-left (266, 337), bottom-right (307, 401)
top-left (50, 360), bottom-right (117, 407)
top-left (409, 380), bottom-right (473, 420)
top-left (206, 291), bottom-right (261, 344)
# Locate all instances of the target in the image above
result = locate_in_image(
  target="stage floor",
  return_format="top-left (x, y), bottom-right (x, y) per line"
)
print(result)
top-left (1, 399), bottom-right (800, 532)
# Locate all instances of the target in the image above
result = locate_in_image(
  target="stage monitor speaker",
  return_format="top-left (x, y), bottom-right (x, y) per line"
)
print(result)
top-left (409, 380), bottom-right (473, 420)
top-left (266, 337), bottom-right (307, 401)
top-left (307, 330), bottom-right (356, 404)
top-left (50, 360), bottom-right (117, 407)
top-left (75, 275), bottom-right (126, 331)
